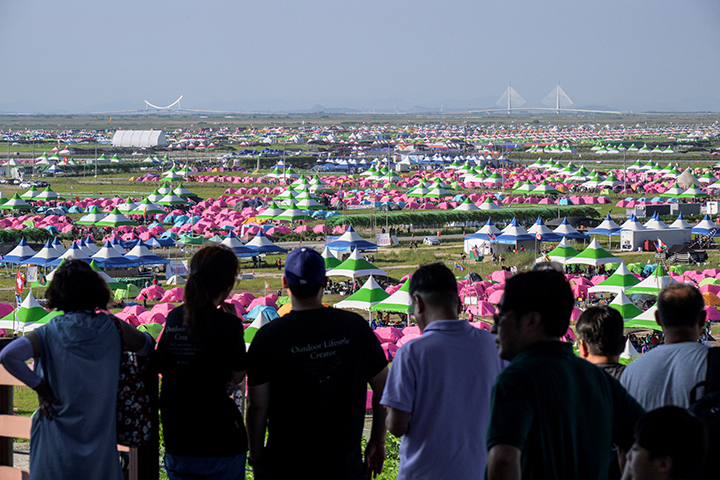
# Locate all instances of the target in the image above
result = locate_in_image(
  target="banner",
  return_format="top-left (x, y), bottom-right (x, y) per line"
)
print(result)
top-left (376, 233), bottom-right (391, 247)
top-left (167, 260), bottom-right (188, 277)
top-left (25, 266), bottom-right (38, 284)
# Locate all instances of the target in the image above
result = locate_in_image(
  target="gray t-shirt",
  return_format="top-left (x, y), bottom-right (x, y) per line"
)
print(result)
top-left (620, 342), bottom-right (709, 410)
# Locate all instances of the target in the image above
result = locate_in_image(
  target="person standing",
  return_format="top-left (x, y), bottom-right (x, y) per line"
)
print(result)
top-left (381, 263), bottom-right (504, 480)
top-left (158, 245), bottom-right (248, 479)
top-left (0, 260), bottom-right (153, 480)
top-left (246, 247), bottom-right (388, 479)
top-left (620, 283), bottom-right (710, 410)
top-left (576, 306), bottom-right (627, 379)
top-left (487, 269), bottom-right (645, 480)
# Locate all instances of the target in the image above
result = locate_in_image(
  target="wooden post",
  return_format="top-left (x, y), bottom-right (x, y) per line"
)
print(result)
top-left (129, 354), bottom-right (159, 480)
top-left (0, 339), bottom-right (15, 467)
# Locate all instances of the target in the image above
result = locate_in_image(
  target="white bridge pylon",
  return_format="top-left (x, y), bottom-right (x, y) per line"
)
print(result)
top-left (144, 95), bottom-right (183, 110)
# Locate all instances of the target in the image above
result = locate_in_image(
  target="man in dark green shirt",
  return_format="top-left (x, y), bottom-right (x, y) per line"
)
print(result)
top-left (487, 269), bottom-right (645, 480)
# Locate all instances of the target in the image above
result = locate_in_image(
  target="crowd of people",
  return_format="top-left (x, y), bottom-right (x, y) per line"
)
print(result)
top-left (0, 247), bottom-right (716, 480)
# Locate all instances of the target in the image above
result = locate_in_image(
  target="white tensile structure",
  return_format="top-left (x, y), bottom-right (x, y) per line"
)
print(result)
top-left (112, 130), bottom-right (167, 148)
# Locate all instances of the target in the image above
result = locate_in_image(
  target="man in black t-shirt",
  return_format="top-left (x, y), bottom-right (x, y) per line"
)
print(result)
top-left (247, 247), bottom-right (389, 480)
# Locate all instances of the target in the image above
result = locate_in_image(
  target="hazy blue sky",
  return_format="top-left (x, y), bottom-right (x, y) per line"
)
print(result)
top-left (1, 0), bottom-right (719, 113)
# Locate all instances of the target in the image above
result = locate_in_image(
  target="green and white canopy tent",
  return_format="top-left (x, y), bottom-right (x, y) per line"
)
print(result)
top-left (546, 238), bottom-right (580, 264)
top-left (0, 292), bottom-right (49, 333)
top-left (146, 190), bottom-right (164, 203)
top-left (588, 263), bottom-right (640, 295)
top-left (95, 207), bottom-right (138, 228)
top-left (35, 187), bottom-right (62, 202)
top-left (173, 183), bottom-right (196, 198)
top-left (20, 186), bottom-right (40, 200)
top-left (530, 180), bottom-right (558, 196)
top-left (116, 199), bottom-right (140, 214)
top-left (76, 206), bottom-right (105, 225)
top-left (256, 202), bottom-right (285, 219)
top-left (335, 276), bottom-right (390, 315)
top-left (566, 239), bottom-right (620, 266)
top-left (129, 199), bottom-right (165, 216)
top-left (369, 281), bottom-right (413, 315)
top-left (273, 203), bottom-right (313, 222)
top-left (326, 249), bottom-right (387, 279)
top-left (1, 194), bottom-right (32, 211)
top-left (156, 194), bottom-right (189, 206)
top-left (321, 246), bottom-right (341, 270)
top-left (625, 266), bottom-right (677, 295)
top-left (88, 259), bottom-right (124, 289)
top-left (608, 291), bottom-right (643, 321)
top-left (23, 309), bottom-right (63, 332)
top-left (453, 198), bottom-right (481, 211)
top-left (623, 304), bottom-right (660, 330)
top-left (243, 307), bottom-right (279, 351)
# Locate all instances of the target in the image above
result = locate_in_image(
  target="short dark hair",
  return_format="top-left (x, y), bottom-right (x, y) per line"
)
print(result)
top-left (502, 269), bottom-right (573, 337)
top-left (409, 263), bottom-right (458, 307)
top-left (657, 283), bottom-right (704, 329)
top-left (634, 406), bottom-right (708, 479)
top-left (46, 259), bottom-right (111, 312)
top-left (576, 306), bottom-right (625, 357)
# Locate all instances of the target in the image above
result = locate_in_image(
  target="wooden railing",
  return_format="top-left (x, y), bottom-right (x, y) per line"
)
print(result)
top-left (0, 344), bottom-right (159, 480)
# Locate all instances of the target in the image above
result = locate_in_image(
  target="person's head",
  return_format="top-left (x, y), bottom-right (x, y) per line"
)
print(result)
top-left (492, 269), bottom-right (573, 360)
top-left (409, 263), bottom-right (460, 329)
top-left (184, 244), bottom-right (239, 337)
top-left (656, 283), bottom-right (705, 331)
top-left (576, 306), bottom-right (625, 361)
top-left (282, 247), bottom-right (326, 301)
top-left (46, 259), bottom-right (111, 312)
top-left (624, 406), bottom-right (708, 480)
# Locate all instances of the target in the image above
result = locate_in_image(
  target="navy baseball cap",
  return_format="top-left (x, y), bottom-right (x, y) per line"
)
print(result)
top-left (284, 247), bottom-right (326, 286)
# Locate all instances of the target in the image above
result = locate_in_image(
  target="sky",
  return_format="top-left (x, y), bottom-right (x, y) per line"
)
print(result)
top-left (1, 0), bottom-right (719, 114)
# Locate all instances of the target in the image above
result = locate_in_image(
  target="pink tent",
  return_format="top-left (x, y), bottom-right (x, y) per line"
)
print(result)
top-left (160, 287), bottom-right (184, 303)
top-left (151, 303), bottom-right (176, 317)
top-left (562, 327), bottom-right (577, 342)
top-left (471, 301), bottom-right (497, 317)
top-left (487, 290), bottom-right (504, 304)
top-left (233, 292), bottom-right (256, 306)
top-left (704, 306), bottom-right (720, 322)
top-left (0, 303), bottom-right (13, 318)
top-left (137, 311), bottom-right (166, 325)
top-left (374, 326), bottom-right (403, 344)
top-left (396, 334), bottom-right (421, 347)
top-left (470, 321), bottom-right (492, 331)
top-left (402, 326), bottom-right (421, 336)
top-left (489, 270), bottom-right (512, 283)
top-left (700, 284), bottom-right (720, 295)
top-left (380, 342), bottom-right (399, 361)
top-left (248, 296), bottom-right (277, 311)
top-left (570, 307), bottom-right (584, 323)
top-left (122, 305), bottom-right (147, 316)
top-left (114, 312), bottom-right (140, 327)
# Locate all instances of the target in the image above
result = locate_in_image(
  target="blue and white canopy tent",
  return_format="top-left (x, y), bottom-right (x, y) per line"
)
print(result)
top-left (246, 230), bottom-right (288, 255)
top-left (325, 225), bottom-right (377, 252)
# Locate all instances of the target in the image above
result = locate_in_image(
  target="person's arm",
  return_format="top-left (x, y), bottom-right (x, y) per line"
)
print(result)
top-left (365, 367), bottom-right (388, 479)
top-left (487, 445), bottom-right (522, 480)
top-left (246, 382), bottom-right (270, 470)
top-left (385, 407), bottom-right (411, 438)
top-left (116, 318), bottom-right (154, 355)
top-left (1, 332), bottom-right (61, 420)
top-left (227, 370), bottom-right (246, 396)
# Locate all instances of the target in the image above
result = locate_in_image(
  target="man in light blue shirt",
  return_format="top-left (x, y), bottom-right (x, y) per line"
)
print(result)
top-left (381, 263), bottom-right (505, 480)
